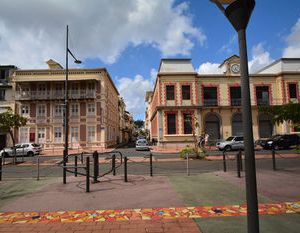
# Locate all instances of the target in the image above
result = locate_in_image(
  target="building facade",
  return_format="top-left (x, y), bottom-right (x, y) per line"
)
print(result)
top-left (0, 65), bottom-right (18, 149)
top-left (13, 60), bottom-right (120, 153)
top-left (146, 56), bottom-right (300, 147)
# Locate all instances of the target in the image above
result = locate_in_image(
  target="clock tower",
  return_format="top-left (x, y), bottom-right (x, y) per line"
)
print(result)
top-left (219, 55), bottom-right (241, 76)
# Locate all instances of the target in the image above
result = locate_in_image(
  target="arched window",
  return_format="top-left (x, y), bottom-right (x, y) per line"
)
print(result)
top-left (258, 113), bottom-right (273, 138)
top-left (204, 113), bottom-right (221, 140)
top-left (232, 113), bottom-right (243, 136)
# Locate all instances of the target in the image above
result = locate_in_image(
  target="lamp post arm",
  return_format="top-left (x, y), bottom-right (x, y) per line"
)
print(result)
top-left (68, 49), bottom-right (80, 63)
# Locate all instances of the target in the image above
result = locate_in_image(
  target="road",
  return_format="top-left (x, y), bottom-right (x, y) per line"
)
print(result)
top-left (1, 146), bottom-right (299, 179)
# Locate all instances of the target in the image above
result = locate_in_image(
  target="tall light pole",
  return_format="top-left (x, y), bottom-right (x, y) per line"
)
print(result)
top-left (63, 25), bottom-right (81, 184)
top-left (210, 1), bottom-right (259, 233)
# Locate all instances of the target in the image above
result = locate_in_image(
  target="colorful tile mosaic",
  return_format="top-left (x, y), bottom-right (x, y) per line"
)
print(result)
top-left (0, 201), bottom-right (299, 224)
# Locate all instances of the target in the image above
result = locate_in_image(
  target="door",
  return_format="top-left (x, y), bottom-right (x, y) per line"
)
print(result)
top-left (204, 113), bottom-right (220, 142)
top-left (232, 113), bottom-right (243, 136)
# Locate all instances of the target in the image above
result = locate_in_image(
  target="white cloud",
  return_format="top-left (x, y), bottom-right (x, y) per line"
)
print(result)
top-left (197, 62), bottom-right (223, 74)
top-left (0, 0), bottom-right (205, 68)
top-left (248, 43), bottom-right (274, 73)
top-left (283, 17), bottom-right (300, 57)
top-left (219, 35), bottom-right (237, 54)
top-left (117, 73), bottom-right (154, 119)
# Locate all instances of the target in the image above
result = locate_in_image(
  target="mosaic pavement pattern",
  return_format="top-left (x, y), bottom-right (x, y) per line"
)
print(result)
top-left (0, 201), bottom-right (299, 224)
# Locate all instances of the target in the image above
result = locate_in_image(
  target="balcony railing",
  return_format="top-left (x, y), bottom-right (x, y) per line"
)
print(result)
top-left (15, 90), bottom-right (96, 100)
top-left (203, 99), bottom-right (218, 107)
top-left (231, 98), bottom-right (242, 106)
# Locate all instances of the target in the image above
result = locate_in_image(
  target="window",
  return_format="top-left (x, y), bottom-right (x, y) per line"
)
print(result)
top-left (87, 82), bottom-right (95, 91)
top-left (183, 113), bottom-right (192, 134)
top-left (87, 126), bottom-right (96, 142)
top-left (256, 86), bottom-right (269, 105)
top-left (71, 127), bottom-right (79, 144)
top-left (0, 89), bottom-right (5, 101)
top-left (230, 86), bottom-right (241, 106)
top-left (0, 70), bottom-right (6, 80)
top-left (167, 113), bottom-right (176, 134)
top-left (54, 104), bottom-right (64, 117)
top-left (182, 85), bottom-right (190, 100)
top-left (71, 103), bottom-right (79, 116)
top-left (38, 83), bottom-right (47, 92)
top-left (71, 83), bottom-right (79, 95)
top-left (37, 105), bottom-right (46, 117)
top-left (87, 103), bottom-right (96, 115)
top-left (166, 85), bottom-right (175, 100)
top-left (37, 128), bottom-right (46, 144)
top-left (21, 105), bottom-right (29, 116)
top-left (19, 127), bottom-right (29, 143)
top-left (203, 87), bottom-right (218, 106)
top-left (54, 127), bottom-right (62, 143)
top-left (288, 83), bottom-right (297, 99)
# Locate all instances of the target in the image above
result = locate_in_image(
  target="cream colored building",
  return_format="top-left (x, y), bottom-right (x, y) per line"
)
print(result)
top-left (12, 60), bottom-right (120, 153)
top-left (146, 56), bottom-right (300, 147)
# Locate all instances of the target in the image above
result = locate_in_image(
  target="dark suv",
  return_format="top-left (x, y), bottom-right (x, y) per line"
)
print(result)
top-left (259, 134), bottom-right (300, 150)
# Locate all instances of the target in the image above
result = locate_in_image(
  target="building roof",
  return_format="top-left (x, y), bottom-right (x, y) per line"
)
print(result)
top-left (256, 58), bottom-right (300, 74)
top-left (158, 58), bottom-right (196, 74)
top-left (219, 54), bottom-right (240, 67)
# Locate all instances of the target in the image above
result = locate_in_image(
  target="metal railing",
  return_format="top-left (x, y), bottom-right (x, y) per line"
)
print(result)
top-left (15, 90), bottom-right (96, 100)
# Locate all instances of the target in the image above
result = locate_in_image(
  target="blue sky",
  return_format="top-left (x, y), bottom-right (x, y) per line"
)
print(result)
top-left (1, 0), bottom-right (300, 120)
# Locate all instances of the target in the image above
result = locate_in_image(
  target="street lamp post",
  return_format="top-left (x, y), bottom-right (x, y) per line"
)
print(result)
top-left (210, 1), bottom-right (259, 233)
top-left (63, 25), bottom-right (81, 184)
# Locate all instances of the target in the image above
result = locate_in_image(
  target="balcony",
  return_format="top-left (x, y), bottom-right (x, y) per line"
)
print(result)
top-left (203, 99), bottom-right (218, 107)
top-left (15, 90), bottom-right (96, 100)
top-left (231, 98), bottom-right (241, 106)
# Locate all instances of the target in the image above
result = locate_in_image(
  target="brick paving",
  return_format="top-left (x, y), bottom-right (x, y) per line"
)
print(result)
top-left (0, 219), bottom-right (201, 233)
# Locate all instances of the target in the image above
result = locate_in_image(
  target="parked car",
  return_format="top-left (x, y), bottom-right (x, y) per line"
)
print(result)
top-left (257, 134), bottom-right (300, 150)
top-left (135, 139), bottom-right (150, 151)
top-left (216, 136), bottom-right (244, 151)
top-left (0, 143), bottom-right (42, 157)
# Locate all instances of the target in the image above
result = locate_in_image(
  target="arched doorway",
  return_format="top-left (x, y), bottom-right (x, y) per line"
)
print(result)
top-left (258, 113), bottom-right (273, 138)
top-left (204, 113), bottom-right (221, 141)
top-left (232, 113), bottom-right (243, 136)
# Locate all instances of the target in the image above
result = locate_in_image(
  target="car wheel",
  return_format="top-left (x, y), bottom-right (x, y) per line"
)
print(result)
top-left (224, 145), bottom-right (231, 151)
top-left (27, 151), bottom-right (34, 157)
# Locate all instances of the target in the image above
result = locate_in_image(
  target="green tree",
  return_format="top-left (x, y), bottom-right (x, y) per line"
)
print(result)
top-left (259, 103), bottom-right (300, 128)
top-left (0, 109), bottom-right (27, 163)
top-left (134, 120), bottom-right (144, 129)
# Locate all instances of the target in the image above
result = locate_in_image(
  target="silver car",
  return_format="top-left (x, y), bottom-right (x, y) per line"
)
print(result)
top-left (216, 136), bottom-right (244, 151)
top-left (135, 139), bottom-right (150, 151)
top-left (0, 143), bottom-right (42, 157)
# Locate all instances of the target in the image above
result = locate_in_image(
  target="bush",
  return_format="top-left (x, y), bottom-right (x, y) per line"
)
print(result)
top-left (179, 145), bottom-right (206, 159)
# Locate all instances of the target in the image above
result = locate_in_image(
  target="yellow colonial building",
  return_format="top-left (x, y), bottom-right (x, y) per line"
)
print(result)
top-left (12, 60), bottom-right (120, 153)
top-left (145, 56), bottom-right (300, 147)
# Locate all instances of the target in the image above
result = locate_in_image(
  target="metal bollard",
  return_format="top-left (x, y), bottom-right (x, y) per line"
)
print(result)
top-left (0, 157), bottom-right (2, 181)
top-left (81, 152), bottom-right (84, 164)
top-left (93, 151), bottom-right (99, 183)
top-left (36, 155), bottom-right (40, 181)
top-left (236, 151), bottom-right (241, 178)
top-left (124, 156), bottom-right (128, 182)
top-left (272, 148), bottom-right (276, 171)
top-left (75, 155), bottom-right (78, 177)
top-left (186, 153), bottom-right (190, 176)
top-left (223, 151), bottom-right (227, 172)
top-left (63, 149), bottom-right (67, 184)
top-left (112, 154), bottom-right (116, 176)
top-left (86, 156), bottom-right (90, 192)
top-left (239, 149), bottom-right (243, 171)
top-left (150, 152), bottom-right (153, 177)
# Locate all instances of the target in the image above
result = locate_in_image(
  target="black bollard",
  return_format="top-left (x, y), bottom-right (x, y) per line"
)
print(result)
top-left (93, 151), bottom-right (99, 183)
top-left (124, 156), bottom-right (128, 182)
top-left (75, 155), bottom-right (78, 177)
top-left (0, 157), bottom-right (2, 181)
top-left (223, 151), bottom-right (227, 172)
top-left (272, 148), bottom-right (276, 171)
top-left (112, 154), bottom-right (116, 176)
top-left (239, 149), bottom-right (243, 171)
top-left (236, 151), bottom-right (241, 178)
top-left (63, 149), bottom-right (67, 184)
top-left (150, 152), bottom-right (153, 177)
top-left (86, 156), bottom-right (90, 192)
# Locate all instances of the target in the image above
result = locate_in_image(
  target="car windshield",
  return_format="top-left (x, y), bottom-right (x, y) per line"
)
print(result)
top-left (271, 135), bottom-right (281, 140)
top-left (225, 137), bottom-right (234, 141)
top-left (32, 143), bottom-right (41, 147)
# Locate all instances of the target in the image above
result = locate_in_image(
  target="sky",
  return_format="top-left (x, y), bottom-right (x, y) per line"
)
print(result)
top-left (1, 0), bottom-right (300, 120)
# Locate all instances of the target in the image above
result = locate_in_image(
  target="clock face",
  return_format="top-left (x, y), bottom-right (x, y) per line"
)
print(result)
top-left (230, 63), bottom-right (240, 73)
